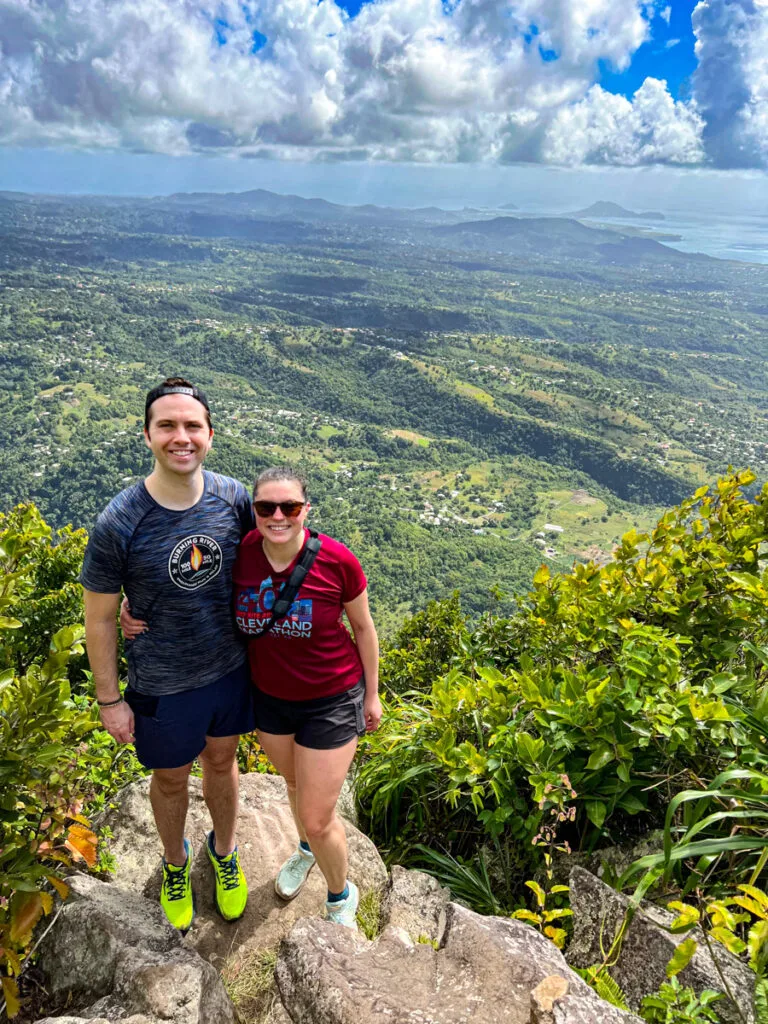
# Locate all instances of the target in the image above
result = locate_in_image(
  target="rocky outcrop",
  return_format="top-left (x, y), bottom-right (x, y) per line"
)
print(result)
top-left (567, 866), bottom-right (755, 1024)
top-left (379, 864), bottom-right (449, 943)
top-left (96, 773), bottom-right (388, 966)
top-left (36, 874), bottom-right (234, 1024)
top-left (38, 776), bottom-right (730, 1024)
top-left (275, 901), bottom-right (643, 1023)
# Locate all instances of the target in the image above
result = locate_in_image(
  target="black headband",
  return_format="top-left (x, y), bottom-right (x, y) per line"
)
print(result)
top-left (145, 385), bottom-right (210, 420)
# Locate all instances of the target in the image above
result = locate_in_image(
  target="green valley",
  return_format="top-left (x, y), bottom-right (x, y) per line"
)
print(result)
top-left (1, 190), bottom-right (766, 631)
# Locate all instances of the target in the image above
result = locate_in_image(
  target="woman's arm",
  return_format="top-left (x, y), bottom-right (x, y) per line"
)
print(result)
top-left (344, 588), bottom-right (382, 732)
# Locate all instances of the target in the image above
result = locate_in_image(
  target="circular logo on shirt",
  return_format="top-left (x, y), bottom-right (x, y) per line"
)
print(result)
top-left (168, 535), bottom-right (223, 591)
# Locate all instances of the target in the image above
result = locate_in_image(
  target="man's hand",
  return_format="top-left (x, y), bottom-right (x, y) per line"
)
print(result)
top-left (364, 693), bottom-right (383, 732)
top-left (100, 701), bottom-right (135, 744)
top-left (120, 597), bottom-right (148, 640)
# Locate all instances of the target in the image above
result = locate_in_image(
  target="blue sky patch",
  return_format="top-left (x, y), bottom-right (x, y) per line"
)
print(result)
top-left (252, 29), bottom-right (267, 53)
top-left (213, 16), bottom-right (229, 46)
top-left (596, 0), bottom-right (698, 99)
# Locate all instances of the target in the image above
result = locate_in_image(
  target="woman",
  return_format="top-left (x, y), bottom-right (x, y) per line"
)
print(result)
top-left (233, 466), bottom-right (381, 928)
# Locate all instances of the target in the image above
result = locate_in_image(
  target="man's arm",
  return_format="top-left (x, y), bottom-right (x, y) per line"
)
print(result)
top-left (84, 589), bottom-right (135, 744)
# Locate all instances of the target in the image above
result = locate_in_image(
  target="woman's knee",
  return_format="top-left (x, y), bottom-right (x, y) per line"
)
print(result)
top-left (301, 809), bottom-right (338, 842)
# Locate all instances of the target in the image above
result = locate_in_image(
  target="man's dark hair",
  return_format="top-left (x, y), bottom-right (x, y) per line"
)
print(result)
top-left (144, 377), bottom-right (212, 431)
top-left (253, 466), bottom-right (308, 501)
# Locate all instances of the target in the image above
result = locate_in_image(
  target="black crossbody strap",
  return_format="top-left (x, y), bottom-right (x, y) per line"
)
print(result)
top-left (254, 529), bottom-right (322, 640)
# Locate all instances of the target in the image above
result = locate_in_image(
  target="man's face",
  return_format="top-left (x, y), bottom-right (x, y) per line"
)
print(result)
top-left (144, 394), bottom-right (213, 476)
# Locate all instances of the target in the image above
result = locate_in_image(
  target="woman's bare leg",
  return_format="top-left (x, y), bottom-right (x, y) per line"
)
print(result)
top-left (294, 737), bottom-right (358, 893)
top-left (256, 730), bottom-right (306, 843)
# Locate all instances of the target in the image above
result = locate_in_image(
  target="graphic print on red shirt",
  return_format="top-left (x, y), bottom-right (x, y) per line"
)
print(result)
top-left (233, 528), bottom-right (367, 701)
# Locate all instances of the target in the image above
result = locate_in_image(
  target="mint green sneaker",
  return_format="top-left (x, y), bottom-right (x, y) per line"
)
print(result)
top-left (206, 831), bottom-right (248, 922)
top-left (275, 845), bottom-right (316, 901)
top-left (160, 839), bottom-right (194, 932)
top-left (325, 881), bottom-right (359, 930)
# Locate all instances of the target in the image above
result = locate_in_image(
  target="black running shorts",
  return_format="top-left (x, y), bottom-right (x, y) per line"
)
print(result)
top-left (253, 677), bottom-right (366, 750)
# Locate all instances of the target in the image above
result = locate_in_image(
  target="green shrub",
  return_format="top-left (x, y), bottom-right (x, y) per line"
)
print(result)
top-left (357, 471), bottom-right (768, 908)
top-left (0, 504), bottom-right (142, 1017)
top-left (379, 591), bottom-right (468, 696)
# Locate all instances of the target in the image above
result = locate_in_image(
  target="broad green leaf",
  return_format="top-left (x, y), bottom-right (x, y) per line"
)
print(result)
top-left (586, 746), bottom-right (613, 771)
top-left (585, 800), bottom-right (607, 829)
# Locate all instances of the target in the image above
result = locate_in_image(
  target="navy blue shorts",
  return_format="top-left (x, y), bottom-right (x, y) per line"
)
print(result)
top-left (254, 678), bottom-right (366, 750)
top-left (124, 661), bottom-right (255, 770)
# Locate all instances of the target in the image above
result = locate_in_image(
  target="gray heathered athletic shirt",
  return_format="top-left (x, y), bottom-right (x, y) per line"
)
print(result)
top-left (80, 471), bottom-right (254, 695)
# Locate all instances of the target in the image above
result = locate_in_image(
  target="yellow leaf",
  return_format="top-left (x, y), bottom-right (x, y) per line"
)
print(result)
top-left (39, 891), bottom-right (53, 915)
top-left (511, 909), bottom-right (541, 924)
top-left (525, 880), bottom-right (547, 908)
top-left (65, 824), bottom-right (98, 868)
top-left (4, 950), bottom-right (22, 976)
top-left (734, 895), bottom-right (768, 921)
top-left (739, 885), bottom-right (768, 911)
top-left (1, 977), bottom-right (20, 1018)
top-left (543, 925), bottom-right (568, 949)
top-left (45, 874), bottom-right (69, 900)
top-left (9, 891), bottom-right (43, 944)
top-left (666, 937), bottom-right (697, 977)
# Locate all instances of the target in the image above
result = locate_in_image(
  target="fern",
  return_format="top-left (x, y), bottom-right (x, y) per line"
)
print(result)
top-left (576, 965), bottom-right (631, 1011)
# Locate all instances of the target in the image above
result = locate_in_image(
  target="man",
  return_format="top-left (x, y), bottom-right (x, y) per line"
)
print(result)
top-left (81, 377), bottom-right (254, 931)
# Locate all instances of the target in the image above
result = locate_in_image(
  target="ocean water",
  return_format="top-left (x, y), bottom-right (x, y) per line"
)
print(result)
top-left (580, 212), bottom-right (768, 265)
top-left (653, 213), bottom-right (768, 265)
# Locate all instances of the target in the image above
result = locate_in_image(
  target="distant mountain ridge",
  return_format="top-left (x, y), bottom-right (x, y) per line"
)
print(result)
top-left (157, 188), bottom-right (488, 226)
top-left (432, 215), bottom-right (698, 264)
top-left (570, 201), bottom-right (665, 221)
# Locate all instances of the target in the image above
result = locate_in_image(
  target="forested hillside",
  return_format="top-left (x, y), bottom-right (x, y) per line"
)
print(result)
top-left (1, 190), bottom-right (766, 629)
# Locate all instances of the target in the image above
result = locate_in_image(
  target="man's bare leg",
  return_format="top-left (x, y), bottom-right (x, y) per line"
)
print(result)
top-left (150, 762), bottom-right (193, 865)
top-left (199, 734), bottom-right (241, 855)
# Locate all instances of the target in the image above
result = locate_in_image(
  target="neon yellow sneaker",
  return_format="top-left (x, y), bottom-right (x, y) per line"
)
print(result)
top-left (160, 839), bottom-right (194, 932)
top-left (206, 831), bottom-right (248, 921)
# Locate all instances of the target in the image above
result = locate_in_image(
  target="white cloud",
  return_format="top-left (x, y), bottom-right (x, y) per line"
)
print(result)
top-left (0, 0), bottom-right (763, 168)
top-left (543, 78), bottom-right (705, 165)
top-left (692, 0), bottom-right (768, 168)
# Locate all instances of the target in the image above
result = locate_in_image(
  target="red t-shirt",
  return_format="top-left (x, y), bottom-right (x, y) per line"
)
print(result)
top-left (232, 528), bottom-right (367, 700)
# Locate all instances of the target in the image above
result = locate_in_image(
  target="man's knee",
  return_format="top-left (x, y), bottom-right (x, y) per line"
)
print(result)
top-left (199, 741), bottom-right (238, 774)
top-left (152, 765), bottom-right (191, 796)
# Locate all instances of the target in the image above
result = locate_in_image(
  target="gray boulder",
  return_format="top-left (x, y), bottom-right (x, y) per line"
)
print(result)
top-left (96, 773), bottom-right (388, 967)
top-left (35, 1019), bottom-right (153, 1024)
top-left (276, 900), bottom-right (642, 1023)
top-left (379, 865), bottom-right (449, 943)
top-left (36, 874), bottom-right (234, 1024)
top-left (567, 866), bottom-right (754, 1024)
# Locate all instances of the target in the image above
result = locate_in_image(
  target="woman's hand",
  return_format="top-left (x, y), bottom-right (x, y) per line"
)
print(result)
top-left (120, 597), bottom-right (147, 640)
top-left (364, 692), bottom-right (382, 732)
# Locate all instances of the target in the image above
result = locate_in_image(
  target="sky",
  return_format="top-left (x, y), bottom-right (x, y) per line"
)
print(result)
top-left (0, 0), bottom-right (767, 202)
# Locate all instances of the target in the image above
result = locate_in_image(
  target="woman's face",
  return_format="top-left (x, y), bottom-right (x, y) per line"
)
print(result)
top-left (253, 479), bottom-right (309, 547)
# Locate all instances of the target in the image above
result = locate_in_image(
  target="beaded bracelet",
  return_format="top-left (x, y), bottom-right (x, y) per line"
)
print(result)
top-left (96, 696), bottom-right (124, 709)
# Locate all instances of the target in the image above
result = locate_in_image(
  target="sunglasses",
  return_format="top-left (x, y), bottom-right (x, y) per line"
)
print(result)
top-left (252, 500), bottom-right (306, 518)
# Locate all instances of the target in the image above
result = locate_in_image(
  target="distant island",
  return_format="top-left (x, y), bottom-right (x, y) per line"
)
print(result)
top-left (570, 201), bottom-right (665, 221)
top-left (498, 201), bottom-right (519, 211)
